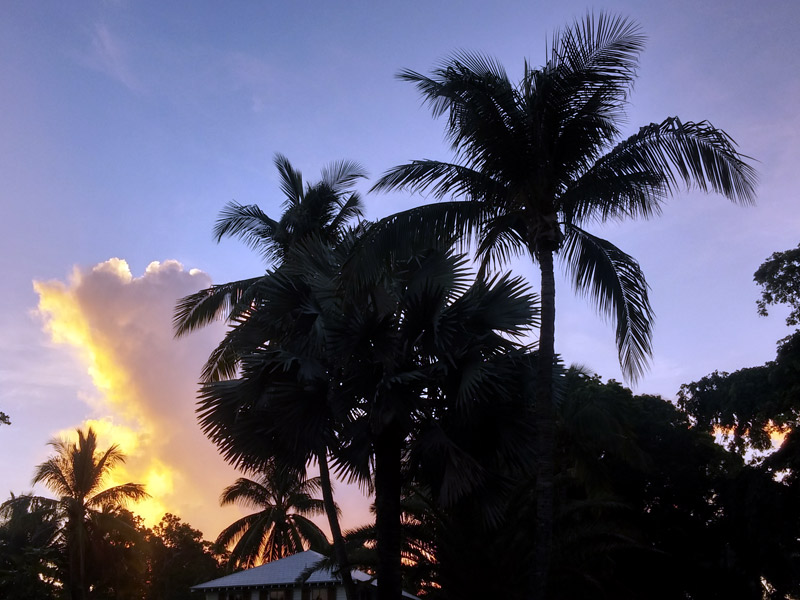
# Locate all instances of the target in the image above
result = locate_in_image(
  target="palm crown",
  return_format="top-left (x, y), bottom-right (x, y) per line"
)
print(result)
top-left (216, 464), bottom-right (329, 568)
top-left (175, 154), bottom-right (366, 384)
top-left (31, 427), bottom-right (147, 600)
top-left (373, 14), bottom-right (756, 379)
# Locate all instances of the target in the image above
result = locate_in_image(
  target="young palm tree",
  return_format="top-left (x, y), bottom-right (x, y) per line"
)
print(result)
top-left (372, 13), bottom-right (757, 596)
top-left (216, 463), bottom-right (329, 568)
top-left (175, 155), bottom-right (367, 599)
top-left (31, 427), bottom-right (148, 600)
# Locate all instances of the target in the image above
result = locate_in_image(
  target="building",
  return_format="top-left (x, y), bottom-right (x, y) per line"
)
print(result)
top-left (192, 550), bottom-right (418, 600)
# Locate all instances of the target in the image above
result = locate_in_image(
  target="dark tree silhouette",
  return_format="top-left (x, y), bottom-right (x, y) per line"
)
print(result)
top-left (175, 155), bottom-right (366, 600)
top-left (31, 428), bottom-right (148, 600)
top-left (372, 13), bottom-right (756, 595)
top-left (216, 464), bottom-right (328, 568)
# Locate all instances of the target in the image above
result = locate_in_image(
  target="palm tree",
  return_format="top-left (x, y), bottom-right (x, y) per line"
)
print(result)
top-left (175, 154), bottom-right (367, 599)
top-left (196, 231), bottom-right (538, 599)
top-left (328, 243), bottom-right (537, 600)
top-left (216, 463), bottom-right (329, 568)
top-left (372, 13), bottom-right (757, 595)
top-left (32, 427), bottom-right (148, 600)
top-left (0, 493), bottom-right (61, 599)
top-left (174, 153), bottom-right (366, 383)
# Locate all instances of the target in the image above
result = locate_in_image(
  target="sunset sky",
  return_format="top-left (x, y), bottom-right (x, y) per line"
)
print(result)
top-left (1, 1), bottom-right (798, 540)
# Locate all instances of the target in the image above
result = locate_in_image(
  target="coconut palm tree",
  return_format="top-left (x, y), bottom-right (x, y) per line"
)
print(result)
top-left (216, 463), bottom-right (329, 568)
top-left (31, 427), bottom-right (148, 600)
top-left (174, 154), bottom-right (366, 383)
top-left (175, 155), bottom-right (367, 599)
top-left (371, 13), bottom-right (757, 595)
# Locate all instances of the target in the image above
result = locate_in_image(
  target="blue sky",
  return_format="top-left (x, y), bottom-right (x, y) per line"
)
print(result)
top-left (1, 0), bottom-right (798, 538)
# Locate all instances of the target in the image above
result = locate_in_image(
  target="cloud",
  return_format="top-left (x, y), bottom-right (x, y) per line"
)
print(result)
top-left (83, 23), bottom-right (142, 92)
top-left (33, 258), bottom-right (373, 538)
top-left (33, 258), bottom-right (241, 536)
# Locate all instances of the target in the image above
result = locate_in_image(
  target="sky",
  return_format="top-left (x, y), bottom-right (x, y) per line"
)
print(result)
top-left (1, 0), bottom-right (799, 542)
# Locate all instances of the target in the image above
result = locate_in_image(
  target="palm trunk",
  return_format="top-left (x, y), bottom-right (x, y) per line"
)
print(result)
top-left (532, 246), bottom-right (556, 600)
top-left (374, 426), bottom-right (403, 600)
top-left (69, 517), bottom-right (89, 600)
top-left (316, 447), bottom-right (357, 600)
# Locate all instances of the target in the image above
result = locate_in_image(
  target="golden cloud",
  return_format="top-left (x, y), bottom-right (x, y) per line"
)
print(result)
top-left (34, 259), bottom-right (242, 536)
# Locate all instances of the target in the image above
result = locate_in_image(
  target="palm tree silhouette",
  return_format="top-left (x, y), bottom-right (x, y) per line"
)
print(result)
top-left (175, 154), bottom-right (367, 599)
top-left (216, 463), bottom-right (329, 568)
top-left (32, 427), bottom-right (147, 600)
top-left (372, 13), bottom-right (756, 595)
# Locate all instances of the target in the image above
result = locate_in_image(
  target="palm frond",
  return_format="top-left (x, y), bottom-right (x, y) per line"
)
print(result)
top-left (32, 457), bottom-right (73, 498)
top-left (595, 117), bottom-right (757, 211)
top-left (220, 477), bottom-right (274, 510)
top-left (320, 159), bottom-right (368, 192)
top-left (340, 201), bottom-right (490, 291)
top-left (213, 202), bottom-right (281, 264)
top-left (548, 12), bottom-right (643, 93)
top-left (173, 276), bottom-right (263, 337)
top-left (561, 225), bottom-right (653, 381)
top-left (274, 153), bottom-right (305, 208)
top-left (373, 160), bottom-right (502, 202)
top-left (327, 192), bottom-right (365, 237)
top-left (89, 483), bottom-right (148, 509)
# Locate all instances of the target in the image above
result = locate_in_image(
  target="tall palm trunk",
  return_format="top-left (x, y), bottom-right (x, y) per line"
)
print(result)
top-left (68, 516), bottom-right (89, 600)
top-left (374, 426), bottom-right (403, 600)
top-left (533, 246), bottom-right (556, 599)
top-left (316, 447), bottom-right (357, 600)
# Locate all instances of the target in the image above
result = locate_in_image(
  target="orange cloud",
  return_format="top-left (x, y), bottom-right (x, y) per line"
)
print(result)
top-left (34, 258), bottom-right (373, 539)
top-left (34, 259), bottom-right (242, 537)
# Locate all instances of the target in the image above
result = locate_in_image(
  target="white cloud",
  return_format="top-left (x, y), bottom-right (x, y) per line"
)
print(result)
top-left (83, 23), bottom-right (143, 93)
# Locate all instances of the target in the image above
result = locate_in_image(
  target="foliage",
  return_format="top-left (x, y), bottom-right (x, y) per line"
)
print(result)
top-left (677, 332), bottom-right (800, 459)
top-left (372, 13), bottom-right (755, 597)
top-left (216, 464), bottom-right (329, 568)
top-left (144, 513), bottom-right (225, 600)
top-left (0, 493), bottom-right (60, 599)
top-left (755, 242), bottom-right (800, 326)
top-left (0, 495), bottom-right (225, 599)
top-left (0, 411), bottom-right (9, 426)
top-left (29, 427), bottom-right (148, 600)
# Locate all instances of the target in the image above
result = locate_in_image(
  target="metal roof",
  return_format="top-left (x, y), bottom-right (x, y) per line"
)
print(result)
top-left (192, 550), bottom-right (372, 590)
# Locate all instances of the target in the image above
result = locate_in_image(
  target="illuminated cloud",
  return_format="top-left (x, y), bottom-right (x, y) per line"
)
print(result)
top-left (34, 258), bottom-right (241, 536)
top-left (33, 258), bottom-right (373, 537)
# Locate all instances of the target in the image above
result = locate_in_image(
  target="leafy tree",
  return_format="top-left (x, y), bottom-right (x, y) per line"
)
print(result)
top-left (87, 507), bottom-right (147, 600)
top-left (573, 373), bottom-right (800, 599)
top-left (677, 243), bottom-right (800, 458)
top-left (755, 242), bottom-right (800, 326)
top-left (372, 13), bottom-right (756, 595)
top-left (216, 463), bottom-right (329, 568)
top-left (31, 427), bottom-right (148, 600)
top-left (0, 411), bottom-right (9, 426)
top-left (144, 513), bottom-right (224, 600)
